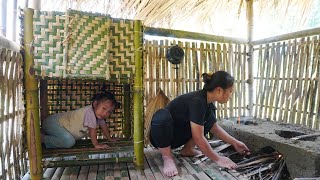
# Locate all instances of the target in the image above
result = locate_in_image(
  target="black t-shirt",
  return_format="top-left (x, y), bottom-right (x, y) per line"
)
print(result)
top-left (165, 89), bottom-right (217, 135)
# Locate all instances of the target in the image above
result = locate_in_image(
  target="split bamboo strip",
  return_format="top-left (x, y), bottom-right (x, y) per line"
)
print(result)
top-left (145, 27), bottom-right (247, 44)
top-left (313, 38), bottom-right (320, 129)
top-left (123, 84), bottom-right (132, 138)
top-left (143, 37), bottom-right (249, 119)
top-left (24, 8), bottom-right (43, 180)
top-left (133, 20), bottom-right (144, 168)
top-left (254, 35), bottom-right (320, 130)
top-left (277, 41), bottom-right (288, 122)
top-left (241, 45), bottom-right (247, 117)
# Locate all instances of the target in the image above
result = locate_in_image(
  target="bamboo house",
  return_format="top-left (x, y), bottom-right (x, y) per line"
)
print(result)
top-left (1, 0), bottom-right (320, 179)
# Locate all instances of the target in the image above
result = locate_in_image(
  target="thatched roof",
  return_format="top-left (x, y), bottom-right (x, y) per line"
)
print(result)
top-left (38, 0), bottom-right (319, 39)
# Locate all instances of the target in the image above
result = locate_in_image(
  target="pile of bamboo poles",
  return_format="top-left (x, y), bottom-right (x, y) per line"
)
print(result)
top-left (233, 150), bottom-right (287, 179)
top-left (190, 141), bottom-right (290, 180)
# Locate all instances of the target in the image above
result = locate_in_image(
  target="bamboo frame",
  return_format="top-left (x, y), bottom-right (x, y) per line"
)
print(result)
top-left (43, 157), bottom-right (134, 168)
top-left (145, 27), bottom-right (247, 44)
top-left (23, 8), bottom-right (43, 180)
top-left (143, 39), bottom-right (249, 118)
top-left (254, 35), bottom-right (320, 129)
top-left (133, 20), bottom-right (144, 168)
top-left (246, 0), bottom-right (254, 117)
top-left (0, 36), bottom-right (20, 51)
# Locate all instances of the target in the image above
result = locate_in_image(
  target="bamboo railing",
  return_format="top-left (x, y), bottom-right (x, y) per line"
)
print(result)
top-left (254, 34), bottom-right (320, 130)
top-left (143, 38), bottom-right (249, 118)
top-left (0, 46), bottom-right (27, 179)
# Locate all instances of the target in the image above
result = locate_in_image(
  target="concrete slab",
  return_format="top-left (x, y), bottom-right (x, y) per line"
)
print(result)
top-left (218, 117), bottom-right (320, 178)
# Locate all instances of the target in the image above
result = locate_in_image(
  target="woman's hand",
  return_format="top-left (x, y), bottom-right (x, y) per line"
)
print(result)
top-left (233, 140), bottom-right (250, 155)
top-left (215, 156), bottom-right (237, 169)
top-left (94, 143), bottom-right (110, 149)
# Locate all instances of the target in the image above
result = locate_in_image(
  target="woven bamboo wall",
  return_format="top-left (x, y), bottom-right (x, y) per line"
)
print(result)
top-left (40, 79), bottom-right (132, 138)
top-left (254, 36), bottom-right (320, 130)
top-left (33, 10), bottom-right (135, 82)
top-left (0, 48), bottom-right (28, 179)
top-left (143, 39), bottom-right (249, 118)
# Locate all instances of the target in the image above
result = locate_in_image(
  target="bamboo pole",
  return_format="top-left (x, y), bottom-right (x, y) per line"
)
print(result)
top-left (43, 157), bottom-right (134, 168)
top-left (0, 36), bottom-right (20, 51)
top-left (123, 84), bottom-right (132, 138)
top-left (144, 27), bottom-right (247, 44)
top-left (133, 20), bottom-right (144, 168)
top-left (24, 8), bottom-right (43, 179)
top-left (0, 0), bottom-right (7, 36)
top-left (246, 0), bottom-right (254, 117)
top-left (252, 27), bottom-right (320, 45)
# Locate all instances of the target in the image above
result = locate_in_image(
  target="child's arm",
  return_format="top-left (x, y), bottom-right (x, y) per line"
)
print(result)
top-left (88, 127), bottom-right (109, 149)
top-left (100, 124), bottom-right (119, 142)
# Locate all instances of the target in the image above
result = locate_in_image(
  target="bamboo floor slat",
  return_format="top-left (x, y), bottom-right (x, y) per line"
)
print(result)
top-left (22, 147), bottom-right (239, 180)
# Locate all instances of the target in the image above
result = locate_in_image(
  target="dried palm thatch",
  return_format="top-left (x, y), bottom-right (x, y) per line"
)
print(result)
top-left (144, 89), bottom-right (170, 146)
top-left (39, 0), bottom-right (317, 38)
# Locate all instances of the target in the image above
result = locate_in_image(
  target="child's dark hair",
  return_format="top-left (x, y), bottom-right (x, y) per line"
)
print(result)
top-left (202, 71), bottom-right (234, 91)
top-left (91, 91), bottom-right (118, 107)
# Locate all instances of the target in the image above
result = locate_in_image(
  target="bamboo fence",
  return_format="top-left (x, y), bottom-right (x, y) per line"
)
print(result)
top-left (0, 48), bottom-right (27, 179)
top-left (254, 35), bottom-right (320, 130)
top-left (143, 38), bottom-right (249, 118)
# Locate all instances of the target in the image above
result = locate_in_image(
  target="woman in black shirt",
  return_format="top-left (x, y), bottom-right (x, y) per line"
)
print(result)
top-left (150, 71), bottom-right (250, 177)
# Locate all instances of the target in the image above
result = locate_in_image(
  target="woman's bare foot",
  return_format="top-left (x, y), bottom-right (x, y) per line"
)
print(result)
top-left (180, 147), bottom-right (202, 157)
top-left (162, 155), bottom-right (178, 177)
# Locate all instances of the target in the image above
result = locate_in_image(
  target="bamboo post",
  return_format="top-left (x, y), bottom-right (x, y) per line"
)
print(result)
top-left (123, 84), bottom-right (132, 138)
top-left (246, 0), bottom-right (254, 117)
top-left (24, 8), bottom-right (43, 179)
top-left (133, 20), bottom-right (144, 168)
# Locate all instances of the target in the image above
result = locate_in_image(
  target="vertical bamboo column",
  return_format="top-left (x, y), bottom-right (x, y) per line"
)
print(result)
top-left (246, 0), bottom-right (254, 116)
top-left (133, 20), bottom-right (144, 168)
top-left (24, 8), bottom-right (43, 179)
top-left (123, 84), bottom-right (132, 138)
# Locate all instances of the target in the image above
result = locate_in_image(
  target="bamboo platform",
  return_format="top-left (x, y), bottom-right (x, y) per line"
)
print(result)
top-left (22, 146), bottom-right (239, 180)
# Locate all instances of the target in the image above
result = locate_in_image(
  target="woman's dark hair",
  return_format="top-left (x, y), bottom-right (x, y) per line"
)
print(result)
top-left (91, 91), bottom-right (119, 108)
top-left (202, 71), bottom-right (234, 91)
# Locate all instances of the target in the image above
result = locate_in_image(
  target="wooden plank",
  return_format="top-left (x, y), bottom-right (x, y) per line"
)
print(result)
top-left (69, 166), bottom-right (81, 180)
top-left (78, 166), bottom-right (90, 180)
top-left (192, 42), bottom-right (200, 91)
top-left (270, 42), bottom-right (282, 121)
top-left (128, 162), bottom-right (147, 180)
top-left (296, 38), bottom-right (308, 125)
top-left (160, 40), bottom-right (165, 92)
top-left (283, 39), bottom-right (296, 123)
top-left (87, 165), bottom-right (98, 180)
top-left (96, 154), bottom-right (106, 180)
top-left (267, 43), bottom-right (277, 119)
top-left (144, 147), bottom-right (165, 180)
top-left (149, 40), bottom-right (155, 100)
top-left (300, 37), bottom-right (312, 126)
top-left (60, 167), bottom-right (74, 180)
top-left (277, 41), bottom-right (289, 122)
top-left (155, 40), bottom-right (160, 93)
top-left (165, 40), bottom-right (170, 97)
top-left (143, 155), bottom-right (156, 180)
top-left (311, 36), bottom-right (320, 129)
top-left (179, 41), bottom-right (185, 96)
top-left (104, 153), bottom-right (115, 179)
top-left (51, 167), bottom-right (64, 180)
top-left (148, 147), bottom-right (173, 180)
top-left (289, 39), bottom-right (302, 124)
top-left (223, 43), bottom-right (228, 117)
top-left (228, 44), bottom-right (234, 117)
top-left (241, 45), bottom-right (247, 116)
